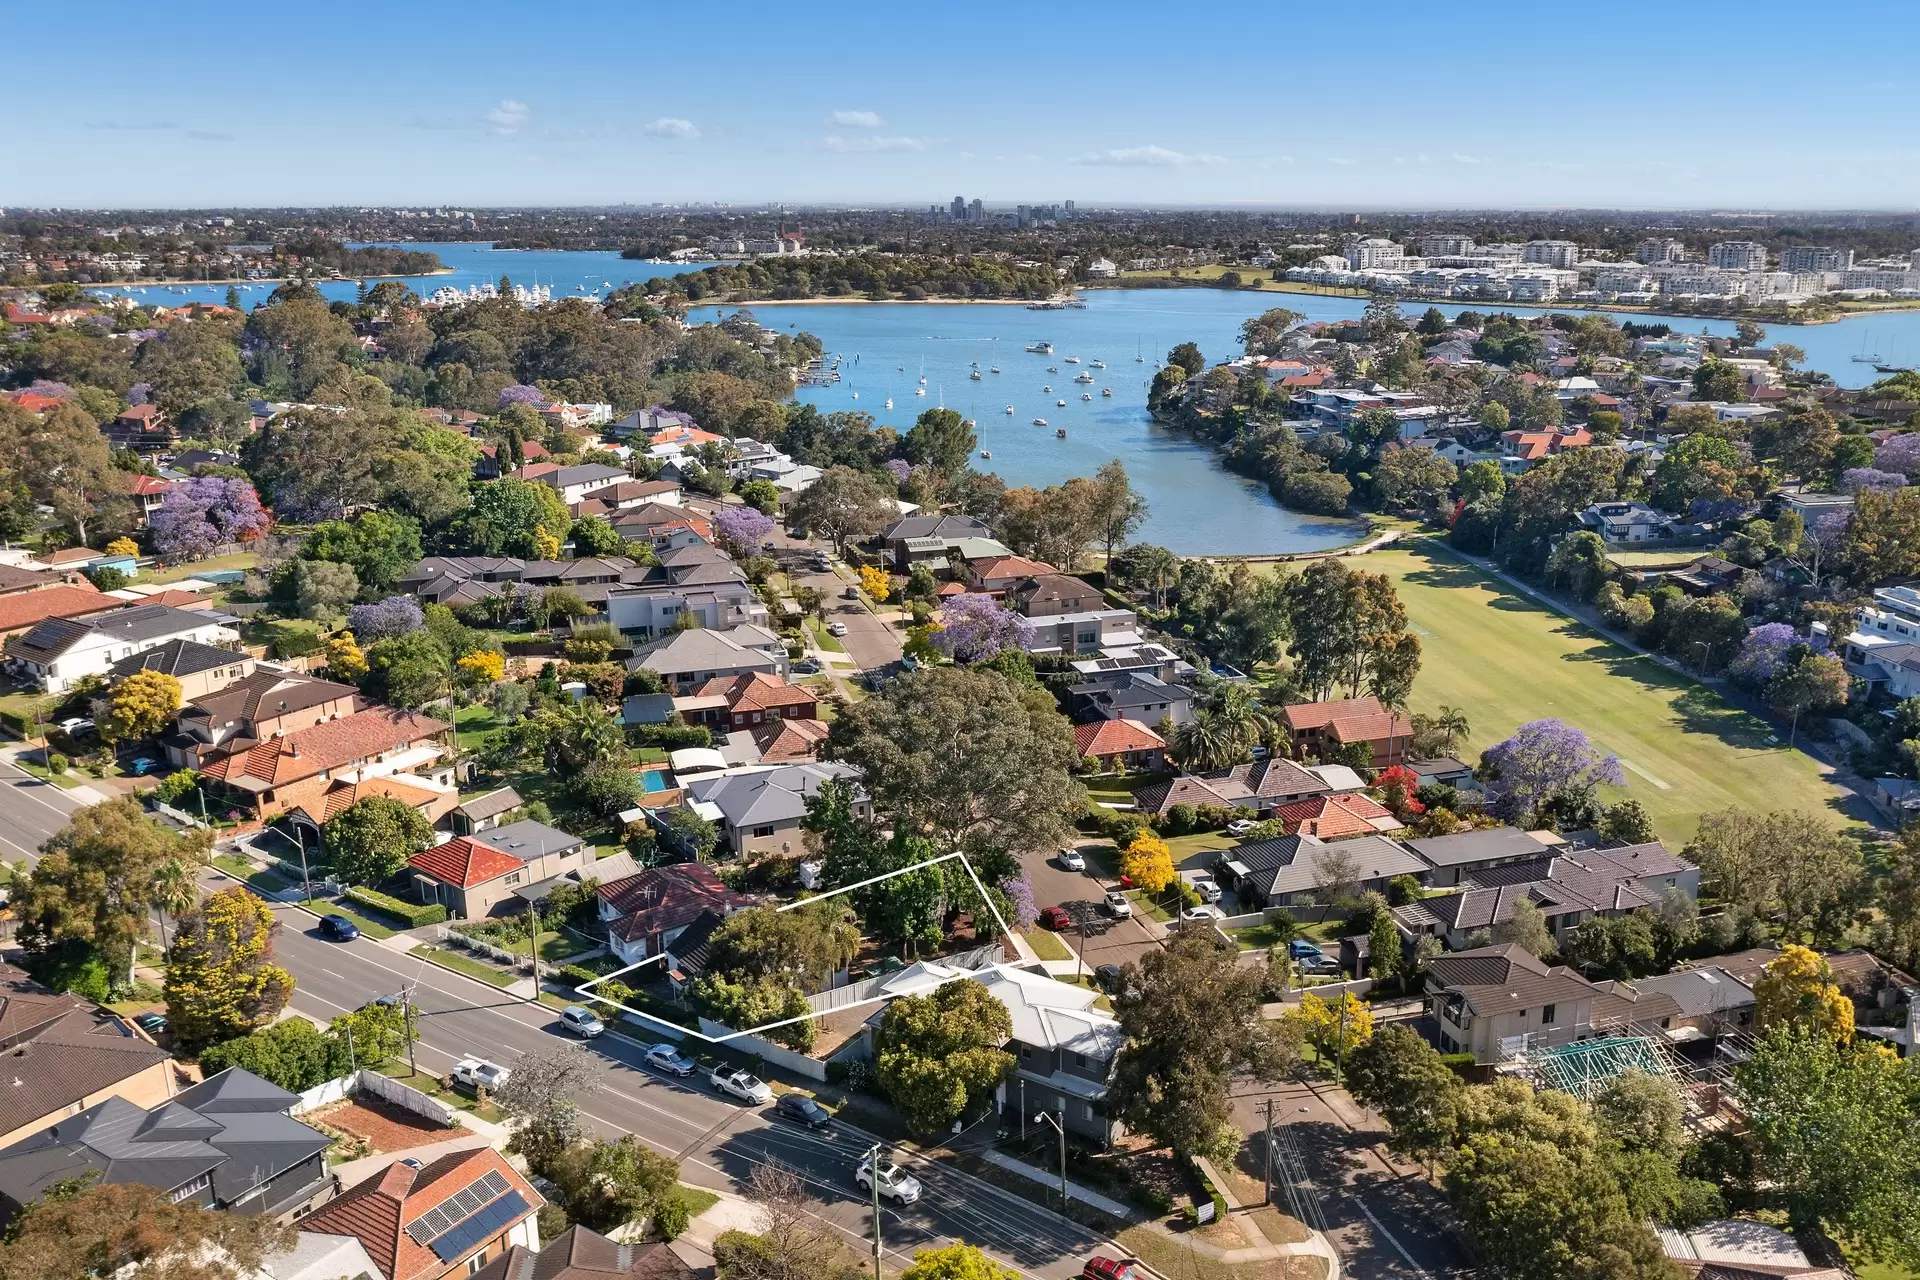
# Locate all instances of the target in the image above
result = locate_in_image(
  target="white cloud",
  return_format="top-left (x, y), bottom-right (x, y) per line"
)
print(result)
top-left (1326, 156), bottom-right (1358, 166)
top-left (486, 100), bottom-right (530, 136)
top-left (1068, 145), bottom-right (1226, 168)
top-left (828, 110), bottom-right (884, 129)
top-left (1451, 152), bottom-right (1484, 165)
top-left (820, 134), bottom-right (933, 153)
top-left (644, 117), bottom-right (701, 139)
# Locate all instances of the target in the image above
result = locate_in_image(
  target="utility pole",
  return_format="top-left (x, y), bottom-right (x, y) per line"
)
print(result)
top-left (1337, 997), bottom-right (1347, 1075)
top-left (402, 987), bottom-right (419, 1079)
top-left (294, 825), bottom-right (312, 903)
top-left (1036, 1110), bottom-right (1068, 1213)
top-left (1019, 1078), bottom-right (1026, 1140)
top-left (1263, 1099), bottom-right (1275, 1205)
top-left (526, 899), bottom-right (541, 994)
top-left (865, 1142), bottom-right (883, 1280)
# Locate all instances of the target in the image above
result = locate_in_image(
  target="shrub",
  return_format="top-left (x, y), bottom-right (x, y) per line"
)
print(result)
top-left (653, 1195), bottom-right (690, 1241)
top-left (343, 886), bottom-right (447, 928)
top-left (153, 769), bottom-right (201, 806)
top-left (1164, 803), bottom-right (1198, 835)
top-left (45, 752), bottom-right (67, 775)
top-left (629, 722), bottom-right (712, 750)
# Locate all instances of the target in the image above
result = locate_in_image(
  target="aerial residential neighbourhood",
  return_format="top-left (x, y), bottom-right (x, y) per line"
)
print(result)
top-left (3, 7), bottom-right (1920, 1280)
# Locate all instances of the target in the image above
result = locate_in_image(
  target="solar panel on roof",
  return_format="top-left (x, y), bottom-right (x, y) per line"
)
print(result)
top-left (403, 1169), bottom-right (512, 1245)
top-left (428, 1190), bottom-right (529, 1262)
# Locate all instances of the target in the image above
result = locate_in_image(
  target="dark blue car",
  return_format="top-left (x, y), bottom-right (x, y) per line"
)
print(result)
top-left (320, 914), bottom-right (361, 942)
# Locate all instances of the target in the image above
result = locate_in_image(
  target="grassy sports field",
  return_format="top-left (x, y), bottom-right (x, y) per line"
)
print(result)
top-left (1363, 543), bottom-right (1848, 846)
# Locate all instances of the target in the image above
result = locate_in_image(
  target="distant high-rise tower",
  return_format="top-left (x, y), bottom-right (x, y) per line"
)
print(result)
top-left (1064, 199), bottom-right (1076, 213)
top-left (969, 198), bottom-right (984, 222)
top-left (950, 196), bottom-right (966, 221)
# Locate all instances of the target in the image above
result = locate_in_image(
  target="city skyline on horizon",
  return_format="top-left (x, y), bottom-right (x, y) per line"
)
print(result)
top-left (5, 0), bottom-right (1917, 210)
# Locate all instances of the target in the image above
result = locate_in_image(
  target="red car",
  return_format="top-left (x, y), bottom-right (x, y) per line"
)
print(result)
top-left (1082, 1257), bottom-right (1138, 1280)
top-left (1040, 905), bottom-right (1073, 931)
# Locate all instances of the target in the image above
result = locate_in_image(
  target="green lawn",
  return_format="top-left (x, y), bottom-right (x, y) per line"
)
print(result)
top-left (665, 1184), bottom-right (720, 1221)
top-left (454, 704), bottom-right (500, 754)
top-left (312, 900), bottom-right (397, 940)
top-left (412, 944), bottom-right (516, 987)
top-left (1368, 544), bottom-right (1846, 845)
top-left (1229, 922), bottom-right (1294, 952)
top-left (804, 617), bottom-right (846, 653)
top-left (142, 551), bottom-right (260, 584)
top-left (1023, 929), bottom-right (1072, 962)
top-left (15, 757), bottom-right (82, 788)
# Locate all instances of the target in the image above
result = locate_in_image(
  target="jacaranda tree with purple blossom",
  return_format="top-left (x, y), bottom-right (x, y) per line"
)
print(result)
top-left (1479, 718), bottom-right (1626, 825)
top-left (23, 380), bottom-right (72, 400)
top-left (713, 504), bottom-right (775, 555)
top-left (149, 477), bottom-right (272, 562)
top-left (498, 384), bottom-right (546, 408)
top-left (999, 871), bottom-right (1040, 932)
top-left (883, 458), bottom-right (913, 485)
top-left (1842, 467), bottom-right (1907, 495)
top-left (1729, 622), bottom-right (1802, 688)
top-left (346, 596), bottom-right (424, 644)
top-left (1876, 433), bottom-right (1920, 480)
top-left (934, 592), bottom-right (1030, 664)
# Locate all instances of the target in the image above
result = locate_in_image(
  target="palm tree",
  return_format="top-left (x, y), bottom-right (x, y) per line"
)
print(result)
top-left (1201, 683), bottom-right (1276, 760)
top-left (1174, 710), bottom-right (1238, 773)
top-left (1434, 705), bottom-right (1471, 755)
top-left (151, 858), bottom-right (199, 949)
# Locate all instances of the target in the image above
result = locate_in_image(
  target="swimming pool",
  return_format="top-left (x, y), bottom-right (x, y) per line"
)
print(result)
top-left (641, 769), bottom-right (670, 793)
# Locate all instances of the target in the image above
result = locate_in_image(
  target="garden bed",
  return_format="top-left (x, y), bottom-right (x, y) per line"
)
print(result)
top-left (412, 944), bottom-right (517, 987)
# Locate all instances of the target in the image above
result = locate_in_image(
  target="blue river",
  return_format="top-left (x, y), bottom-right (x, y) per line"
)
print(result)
top-left (87, 242), bottom-right (1920, 555)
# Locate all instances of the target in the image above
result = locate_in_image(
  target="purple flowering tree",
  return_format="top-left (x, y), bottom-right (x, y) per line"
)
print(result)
top-left (23, 380), bottom-right (72, 400)
top-left (499, 384), bottom-right (546, 408)
top-left (714, 504), bottom-right (775, 555)
top-left (883, 459), bottom-right (912, 485)
top-left (1480, 718), bottom-right (1626, 824)
top-left (999, 872), bottom-right (1040, 932)
top-left (149, 477), bottom-right (272, 562)
top-left (934, 592), bottom-right (1031, 664)
top-left (347, 596), bottom-right (425, 643)
top-left (127, 381), bottom-right (153, 406)
top-left (1876, 433), bottom-right (1920, 480)
top-left (1843, 467), bottom-right (1907, 495)
top-left (1728, 622), bottom-right (1800, 688)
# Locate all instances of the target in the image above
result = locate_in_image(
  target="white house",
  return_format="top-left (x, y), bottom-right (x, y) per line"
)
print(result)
top-left (4, 603), bottom-right (240, 693)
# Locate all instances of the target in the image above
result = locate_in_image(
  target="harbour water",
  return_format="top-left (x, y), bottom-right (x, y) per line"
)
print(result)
top-left (79, 242), bottom-right (1920, 554)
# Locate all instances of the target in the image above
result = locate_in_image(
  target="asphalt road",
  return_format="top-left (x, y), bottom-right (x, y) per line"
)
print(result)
top-left (1233, 1077), bottom-right (1475, 1280)
top-left (270, 906), bottom-right (1104, 1279)
top-left (1019, 848), bottom-right (1166, 970)
top-left (0, 756), bottom-right (87, 863)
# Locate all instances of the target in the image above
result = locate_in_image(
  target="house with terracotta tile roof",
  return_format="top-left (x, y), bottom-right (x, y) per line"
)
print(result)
top-left (105, 402), bottom-right (174, 450)
top-left (1072, 718), bottom-right (1166, 772)
top-left (596, 864), bottom-right (752, 965)
top-left (0, 582), bottom-right (113, 641)
top-left (1280, 695), bottom-right (1411, 768)
top-left (405, 822), bottom-right (591, 918)
top-left (1270, 792), bottom-right (1403, 839)
top-left (197, 705), bottom-right (451, 822)
top-left (676, 672), bottom-right (818, 734)
top-left (302, 1147), bottom-right (541, 1280)
top-left (127, 473), bottom-right (175, 524)
top-left (1134, 757), bottom-right (1331, 818)
top-left (966, 555), bottom-right (1056, 593)
top-left (166, 668), bottom-right (362, 769)
top-left (749, 714), bottom-right (831, 762)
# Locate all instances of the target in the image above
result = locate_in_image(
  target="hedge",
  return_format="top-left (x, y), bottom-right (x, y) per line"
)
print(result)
top-left (343, 886), bottom-right (447, 928)
top-left (629, 723), bottom-right (712, 750)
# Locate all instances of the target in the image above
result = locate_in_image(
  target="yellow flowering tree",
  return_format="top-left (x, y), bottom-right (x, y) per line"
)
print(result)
top-left (1753, 943), bottom-right (1854, 1043)
top-left (1119, 830), bottom-right (1176, 894)
top-left (105, 536), bottom-right (140, 558)
top-left (101, 669), bottom-right (182, 743)
top-left (1284, 990), bottom-right (1374, 1064)
top-left (457, 650), bottom-right (506, 685)
top-left (164, 887), bottom-right (295, 1050)
top-left (533, 524), bottom-right (562, 560)
top-left (900, 1244), bottom-right (1019, 1280)
top-left (323, 633), bottom-right (368, 681)
top-left (859, 564), bottom-right (892, 602)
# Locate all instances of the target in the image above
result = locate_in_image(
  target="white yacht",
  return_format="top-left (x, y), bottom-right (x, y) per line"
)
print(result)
top-left (1063, 356), bottom-right (1080, 364)
top-left (1025, 341), bottom-right (1053, 354)
top-left (969, 370), bottom-right (982, 380)
top-left (1090, 359), bottom-right (1106, 369)
top-left (884, 396), bottom-right (894, 409)
top-left (989, 365), bottom-right (1000, 373)
top-left (1074, 371), bottom-right (1094, 384)
top-left (1082, 392), bottom-right (1092, 401)
top-left (1033, 417), bottom-right (1049, 426)
top-left (1055, 398), bottom-right (1067, 406)
top-left (1006, 405), bottom-right (1015, 414)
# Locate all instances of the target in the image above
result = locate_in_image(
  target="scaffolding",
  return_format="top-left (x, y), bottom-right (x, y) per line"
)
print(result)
top-left (1523, 1035), bottom-right (1680, 1100)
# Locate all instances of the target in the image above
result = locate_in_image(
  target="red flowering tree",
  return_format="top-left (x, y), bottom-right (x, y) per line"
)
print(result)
top-left (1373, 764), bottom-right (1426, 821)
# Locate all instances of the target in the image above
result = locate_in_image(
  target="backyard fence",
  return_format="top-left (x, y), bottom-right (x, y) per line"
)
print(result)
top-left (697, 1017), bottom-right (828, 1081)
top-left (152, 801), bottom-right (210, 830)
top-left (290, 1069), bottom-right (460, 1127)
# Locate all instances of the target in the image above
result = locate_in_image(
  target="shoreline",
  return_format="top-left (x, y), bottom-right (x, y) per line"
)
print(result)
top-left (696, 295), bottom-right (1042, 308)
top-left (1082, 274), bottom-right (1918, 326)
top-left (77, 267), bottom-right (457, 289)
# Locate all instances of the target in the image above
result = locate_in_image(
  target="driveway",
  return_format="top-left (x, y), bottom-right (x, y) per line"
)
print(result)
top-left (1019, 845), bottom-right (1165, 970)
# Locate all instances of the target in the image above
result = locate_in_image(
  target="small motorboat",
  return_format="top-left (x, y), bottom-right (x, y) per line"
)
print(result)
top-left (1090, 359), bottom-right (1106, 369)
top-left (1047, 366), bottom-right (1059, 373)
top-left (981, 450), bottom-right (992, 459)
top-left (1063, 356), bottom-right (1080, 364)
top-left (1081, 393), bottom-right (1092, 401)
top-left (914, 387), bottom-right (926, 396)
top-left (969, 370), bottom-right (982, 380)
top-left (1056, 398), bottom-right (1067, 406)
top-left (1043, 385), bottom-right (1052, 392)
top-left (1101, 387), bottom-right (1113, 397)
top-left (1005, 405), bottom-right (1015, 414)
top-left (1033, 417), bottom-right (1048, 426)
top-left (989, 365), bottom-right (1000, 373)
top-left (1056, 427), bottom-right (1067, 438)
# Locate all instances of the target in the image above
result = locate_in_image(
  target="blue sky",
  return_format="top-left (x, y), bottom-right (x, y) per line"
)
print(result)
top-left (4, 0), bottom-right (1916, 210)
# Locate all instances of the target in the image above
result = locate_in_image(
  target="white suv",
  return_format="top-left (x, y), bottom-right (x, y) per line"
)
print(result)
top-left (856, 1158), bottom-right (922, 1205)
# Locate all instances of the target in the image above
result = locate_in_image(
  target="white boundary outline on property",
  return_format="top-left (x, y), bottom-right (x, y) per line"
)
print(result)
top-left (571, 849), bottom-right (1015, 1045)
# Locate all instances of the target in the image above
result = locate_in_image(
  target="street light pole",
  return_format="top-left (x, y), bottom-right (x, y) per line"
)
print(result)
top-left (294, 825), bottom-right (312, 903)
top-left (865, 1142), bottom-right (883, 1280)
top-left (1036, 1110), bottom-right (1068, 1212)
top-left (1263, 1098), bottom-right (1275, 1205)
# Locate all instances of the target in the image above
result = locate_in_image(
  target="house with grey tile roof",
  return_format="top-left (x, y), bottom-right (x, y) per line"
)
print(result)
top-left (1068, 669), bottom-right (1194, 727)
top-left (0, 1067), bottom-right (335, 1226)
top-left (1403, 826), bottom-right (1556, 886)
top-left (680, 762), bottom-right (864, 858)
top-left (1423, 944), bottom-right (1608, 1063)
top-left (1393, 842), bottom-right (1700, 950)
top-left (4, 603), bottom-right (239, 693)
top-left (449, 786), bottom-right (524, 837)
top-left (627, 626), bottom-right (786, 691)
top-left (1217, 833), bottom-right (1429, 908)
